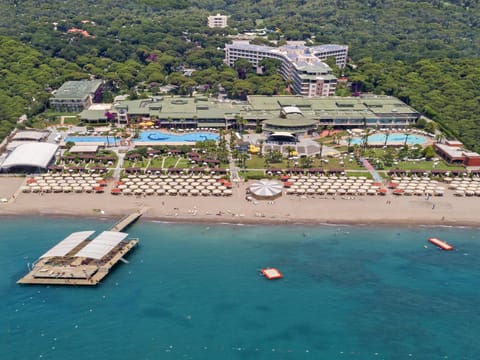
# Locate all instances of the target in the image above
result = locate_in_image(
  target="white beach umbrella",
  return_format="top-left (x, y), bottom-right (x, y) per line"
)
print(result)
top-left (201, 189), bottom-right (210, 196)
top-left (190, 188), bottom-right (200, 196)
top-left (223, 189), bottom-right (233, 196)
top-left (21, 186), bottom-right (31, 193)
top-left (156, 188), bottom-right (166, 195)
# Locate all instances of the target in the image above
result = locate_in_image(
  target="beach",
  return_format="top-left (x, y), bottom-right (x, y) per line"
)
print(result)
top-left (1, 176), bottom-right (480, 226)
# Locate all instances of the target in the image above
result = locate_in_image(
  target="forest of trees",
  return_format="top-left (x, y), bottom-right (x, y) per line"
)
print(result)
top-left (1, 0), bottom-right (480, 149)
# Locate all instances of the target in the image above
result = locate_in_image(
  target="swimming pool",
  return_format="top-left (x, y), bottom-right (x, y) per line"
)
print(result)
top-left (64, 136), bottom-right (121, 143)
top-left (350, 133), bottom-right (426, 145)
top-left (136, 131), bottom-right (219, 143)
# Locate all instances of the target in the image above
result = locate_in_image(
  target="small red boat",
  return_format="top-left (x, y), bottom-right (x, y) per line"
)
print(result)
top-left (428, 237), bottom-right (454, 251)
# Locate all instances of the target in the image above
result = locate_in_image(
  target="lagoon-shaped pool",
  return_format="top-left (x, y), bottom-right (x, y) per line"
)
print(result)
top-left (136, 131), bottom-right (219, 143)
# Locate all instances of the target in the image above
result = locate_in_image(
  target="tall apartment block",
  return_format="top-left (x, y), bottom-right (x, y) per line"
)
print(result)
top-left (208, 13), bottom-right (228, 28)
top-left (225, 41), bottom-right (348, 97)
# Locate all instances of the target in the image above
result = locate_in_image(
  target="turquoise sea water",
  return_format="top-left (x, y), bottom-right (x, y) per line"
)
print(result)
top-left (2, 218), bottom-right (480, 359)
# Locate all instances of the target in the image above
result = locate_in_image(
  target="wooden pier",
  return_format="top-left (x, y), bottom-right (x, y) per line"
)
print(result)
top-left (110, 207), bottom-right (148, 232)
top-left (18, 209), bottom-right (146, 286)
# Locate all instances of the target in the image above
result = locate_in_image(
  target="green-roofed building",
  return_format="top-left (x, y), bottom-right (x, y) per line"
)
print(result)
top-left (50, 80), bottom-right (104, 112)
top-left (106, 94), bottom-right (420, 134)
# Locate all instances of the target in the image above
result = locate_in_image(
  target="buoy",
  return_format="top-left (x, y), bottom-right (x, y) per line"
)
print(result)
top-left (428, 237), bottom-right (454, 251)
top-left (260, 268), bottom-right (283, 280)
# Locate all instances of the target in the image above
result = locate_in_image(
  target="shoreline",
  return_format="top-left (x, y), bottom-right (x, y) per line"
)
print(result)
top-left (2, 203), bottom-right (480, 229)
top-left (2, 176), bottom-right (480, 228)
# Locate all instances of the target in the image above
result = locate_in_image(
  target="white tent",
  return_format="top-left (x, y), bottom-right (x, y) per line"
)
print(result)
top-left (75, 231), bottom-right (128, 260)
top-left (40, 231), bottom-right (95, 259)
top-left (249, 180), bottom-right (283, 199)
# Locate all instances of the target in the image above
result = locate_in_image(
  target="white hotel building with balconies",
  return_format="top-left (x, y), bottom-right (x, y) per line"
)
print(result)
top-left (225, 41), bottom-right (348, 97)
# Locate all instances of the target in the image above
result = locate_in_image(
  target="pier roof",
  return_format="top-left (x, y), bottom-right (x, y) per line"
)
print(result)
top-left (75, 231), bottom-right (128, 260)
top-left (39, 231), bottom-right (95, 259)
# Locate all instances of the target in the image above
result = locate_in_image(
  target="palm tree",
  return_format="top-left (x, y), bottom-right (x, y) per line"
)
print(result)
top-left (300, 156), bottom-right (313, 168)
top-left (435, 133), bottom-right (446, 144)
top-left (234, 115), bottom-right (248, 133)
top-left (257, 139), bottom-right (264, 156)
top-left (384, 130), bottom-right (390, 147)
top-left (285, 145), bottom-right (295, 157)
top-left (239, 152), bottom-right (249, 172)
top-left (362, 128), bottom-right (371, 150)
top-left (346, 136), bottom-right (352, 153)
top-left (404, 133), bottom-right (410, 146)
top-left (327, 125), bottom-right (334, 136)
top-left (318, 140), bottom-right (324, 158)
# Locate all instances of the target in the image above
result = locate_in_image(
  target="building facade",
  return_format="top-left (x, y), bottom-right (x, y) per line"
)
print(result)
top-left (225, 41), bottom-right (348, 97)
top-left (50, 80), bottom-right (104, 112)
top-left (208, 14), bottom-right (228, 28)
top-left (90, 95), bottom-right (420, 134)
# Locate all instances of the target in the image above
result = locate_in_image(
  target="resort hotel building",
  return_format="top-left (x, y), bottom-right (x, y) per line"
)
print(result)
top-left (79, 94), bottom-right (420, 134)
top-left (224, 41), bottom-right (348, 97)
top-left (49, 79), bottom-right (104, 112)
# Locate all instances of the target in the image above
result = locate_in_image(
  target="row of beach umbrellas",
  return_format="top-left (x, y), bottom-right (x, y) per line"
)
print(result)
top-left (282, 175), bottom-right (388, 196)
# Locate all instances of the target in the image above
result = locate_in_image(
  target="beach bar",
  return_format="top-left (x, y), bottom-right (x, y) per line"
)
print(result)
top-left (18, 230), bottom-right (138, 286)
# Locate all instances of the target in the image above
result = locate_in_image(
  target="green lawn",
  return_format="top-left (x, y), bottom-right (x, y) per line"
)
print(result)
top-left (383, 161), bottom-right (464, 171)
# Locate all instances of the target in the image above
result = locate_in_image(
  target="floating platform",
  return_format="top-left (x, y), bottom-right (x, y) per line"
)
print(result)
top-left (428, 237), bottom-right (454, 251)
top-left (261, 268), bottom-right (283, 280)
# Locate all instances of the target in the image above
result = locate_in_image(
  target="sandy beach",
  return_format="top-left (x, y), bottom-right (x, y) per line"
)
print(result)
top-left (1, 176), bottom-right (480, 227)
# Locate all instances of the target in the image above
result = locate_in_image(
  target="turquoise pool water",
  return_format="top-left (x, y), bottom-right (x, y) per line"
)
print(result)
top-left (64, 136), bottom-right (120, 143)
top-left (137, 131), bottom-right (219, 143)
top-left (350, 133), bottom-right (426, 145)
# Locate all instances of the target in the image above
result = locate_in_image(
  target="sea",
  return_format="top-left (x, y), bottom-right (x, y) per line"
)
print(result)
top-left (1, 217), bottom-right (480, 360)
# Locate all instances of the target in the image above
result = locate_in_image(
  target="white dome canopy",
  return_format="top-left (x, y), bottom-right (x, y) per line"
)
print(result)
top-left (1, 143), bottom-right (58, 170)
top-left (249, 180), bottom-right (283, 198)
